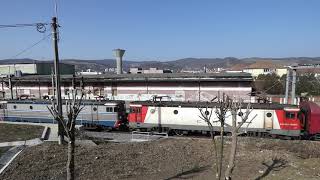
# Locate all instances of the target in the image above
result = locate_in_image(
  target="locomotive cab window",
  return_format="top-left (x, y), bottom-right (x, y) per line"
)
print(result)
top-left (0, 104), bottom-right (7, 109)
top-left (130, 107), bottom-right (141, 113)
top-left (286, 112), bottom-right (295, 119)
top-left (106, 107), bottom-right (113, 112)
top-left (114, 107), bottom-right (118, 112)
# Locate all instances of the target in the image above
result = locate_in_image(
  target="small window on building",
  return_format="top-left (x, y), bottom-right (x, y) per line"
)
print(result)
top-left (174, 110), bottom-right (178, 115)
top-left (13, 105), bottom-right (17, 109)
top-left (114, 107), bottom-right (118, 112)
top-left (266, 112), bottom-right (272, 118)
top-left (106, 107), bottom-right (113, 112)
top-left (30, 106), bottom-right (33, 110)
top-left (93, 89), bottom-right (100, 96)
top-left (64, 89), bottom-right (70, 95)
top-left (286, 112), bottom-right (295, 119)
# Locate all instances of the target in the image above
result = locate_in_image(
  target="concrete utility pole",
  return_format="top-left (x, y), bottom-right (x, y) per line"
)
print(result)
top-left (8, 76), bottom-right (13, 100)
top-left (52, 17), bottom-right (64, 144)
top-left (291, 69), bottom-right (297, 105)
top-left (284, 69), bottom-right (290, 104)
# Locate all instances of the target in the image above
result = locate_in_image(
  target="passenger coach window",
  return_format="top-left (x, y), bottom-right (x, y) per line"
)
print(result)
top-left (286, 112), bottom-right (295, 119)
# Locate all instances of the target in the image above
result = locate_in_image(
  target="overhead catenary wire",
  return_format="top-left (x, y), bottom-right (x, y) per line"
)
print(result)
top-left (10, 33), bottom-right (51, 59)
top-left (0, 23), bottom-right (48, 33)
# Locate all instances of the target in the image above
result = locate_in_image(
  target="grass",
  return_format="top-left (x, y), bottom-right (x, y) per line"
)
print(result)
top-left (0, 123), bottom-right (44, 143)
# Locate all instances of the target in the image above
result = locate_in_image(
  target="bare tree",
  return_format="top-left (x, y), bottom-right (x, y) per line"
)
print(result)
top-left (198, 101), bottom-right (219, 178)
top-left (214, 93), bottom-right (232, 180)
top-left (224, 100), bottom-right (256, 180)
top-left (199, 94), bottom-right (257, 180)
top-left (198, 93), bottom-right (231, 180)
top-left (48, 89), bottom-right (85, 180)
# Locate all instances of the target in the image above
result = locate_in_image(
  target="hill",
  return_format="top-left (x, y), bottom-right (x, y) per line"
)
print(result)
top-left (1, 57), bottom-right (320, 73)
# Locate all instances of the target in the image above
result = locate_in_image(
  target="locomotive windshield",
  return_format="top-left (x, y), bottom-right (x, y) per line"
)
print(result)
top-left (285, 112), bottom-right (296, 119)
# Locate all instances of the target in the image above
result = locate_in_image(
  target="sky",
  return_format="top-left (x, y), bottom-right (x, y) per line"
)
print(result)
top-left (0, 0), bottom-right (320, 61)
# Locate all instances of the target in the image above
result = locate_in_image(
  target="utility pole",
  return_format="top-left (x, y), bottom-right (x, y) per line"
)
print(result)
top-left (291, 69), bottom-right (297, 105)
top-left (284, 69), bottom-right (290, 104)
top-left (8, 76), bottom-right (13, 100)
top-left (52, 17), bottom-right (64, 144)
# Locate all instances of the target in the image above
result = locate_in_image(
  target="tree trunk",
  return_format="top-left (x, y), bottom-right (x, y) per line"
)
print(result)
top-left (209, 128), bottom-right (219, 178)
top-left (67, 135), bottom-right (75, 180)
top-left (225, 129), bottom-right (237, 180)
top-left (218, 124), bottom-right (224, 180)
top-left (225, 111), bottom-right (238, 180)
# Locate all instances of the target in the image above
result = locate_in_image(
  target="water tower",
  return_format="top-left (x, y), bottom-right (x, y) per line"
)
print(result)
top-left (113, 49), bottom-right (126, 74)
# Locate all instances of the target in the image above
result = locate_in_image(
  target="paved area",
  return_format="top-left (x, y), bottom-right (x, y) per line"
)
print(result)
top-left (0, 138), bottom-right (42, 148)
top-left (84, 131), bottom-right (168, 142)
top-left (0, 146), bottom-right (24, 173)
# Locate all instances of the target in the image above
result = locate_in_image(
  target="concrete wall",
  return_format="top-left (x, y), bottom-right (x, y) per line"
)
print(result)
top-left (0, 63), bottom-right (75, 76)
top-left (0, 64), bottom-right (37, 75)
top-left (243, 68), bottom-right (287, 78)
top-left (0, 80), bottom-right (252, 102)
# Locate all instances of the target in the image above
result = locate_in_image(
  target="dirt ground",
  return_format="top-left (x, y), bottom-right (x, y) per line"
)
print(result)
top-left (1, 136), bottom-right (320, 180)
top-left (0, 123), bottom-right (44, 142)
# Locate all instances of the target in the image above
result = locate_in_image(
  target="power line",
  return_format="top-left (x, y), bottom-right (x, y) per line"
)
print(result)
top-left (0, 23), bottom-right (48, 33)
top-left (10, 33), bottom-right (51, 59)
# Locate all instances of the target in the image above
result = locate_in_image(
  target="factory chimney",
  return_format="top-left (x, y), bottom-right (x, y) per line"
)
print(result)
top-left (113, 49), bottom-right (126, 74)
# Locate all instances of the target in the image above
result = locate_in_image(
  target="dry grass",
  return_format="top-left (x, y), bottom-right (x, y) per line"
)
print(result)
top-left (0, 123), bottom-right (44, 142)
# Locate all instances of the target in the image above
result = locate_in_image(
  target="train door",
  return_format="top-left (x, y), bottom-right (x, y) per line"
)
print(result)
top-left (135, 107), bottom-right (142, 123)
top-left (0, 101), bottom-right (7, 121)
top-left (91, 104), bottom-right (99, 122)
top-left (264, 111), bottom-right (273, 129)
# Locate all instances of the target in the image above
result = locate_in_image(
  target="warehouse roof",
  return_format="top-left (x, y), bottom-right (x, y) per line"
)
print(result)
top-left (6, 72), bottom-right (253, 83)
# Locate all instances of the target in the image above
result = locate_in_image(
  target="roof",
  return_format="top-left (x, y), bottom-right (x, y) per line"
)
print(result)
top-left (6, 72), bottom-right (253, 83)
top-left (129, 101), bottom-right (297, 110)
top-left (4, 99), bottom-right (125, 105)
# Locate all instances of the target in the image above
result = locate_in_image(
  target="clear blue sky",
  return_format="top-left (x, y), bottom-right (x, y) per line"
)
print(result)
top-left (0, 0), bottom-right (320, 61)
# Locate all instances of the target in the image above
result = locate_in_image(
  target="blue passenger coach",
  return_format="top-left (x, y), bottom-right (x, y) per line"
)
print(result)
top-left (0, 100), bottom-right (126, 129)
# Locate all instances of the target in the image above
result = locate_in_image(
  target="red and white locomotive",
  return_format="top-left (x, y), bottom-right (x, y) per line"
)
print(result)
top-left (128, 101), bottom-right (320, 139)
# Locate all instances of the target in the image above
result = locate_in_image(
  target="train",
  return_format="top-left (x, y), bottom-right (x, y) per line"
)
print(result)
top-left (128, 101), bottom-right (320, 139)
top-left (0, 100), bottom-right (126, 130)
top-left (0, 99), bottom-right (320, 140)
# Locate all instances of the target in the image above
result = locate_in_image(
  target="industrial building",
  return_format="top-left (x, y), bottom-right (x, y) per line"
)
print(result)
top-left (0, 62), bottom-right (75, 76)
top-left (0, 72), bottom-right (253, 102)
top-left (129, 67), bottom-right (172, 74)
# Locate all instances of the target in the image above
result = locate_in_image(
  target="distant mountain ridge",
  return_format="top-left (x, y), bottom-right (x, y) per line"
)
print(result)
top-left (1, 57), bottom-right (320, 73)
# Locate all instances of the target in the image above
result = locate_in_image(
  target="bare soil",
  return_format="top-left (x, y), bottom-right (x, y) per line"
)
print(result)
top-left (0, 123), bottom-right (44, 142)
top-left (1, 136), bottom-right (320, 180)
